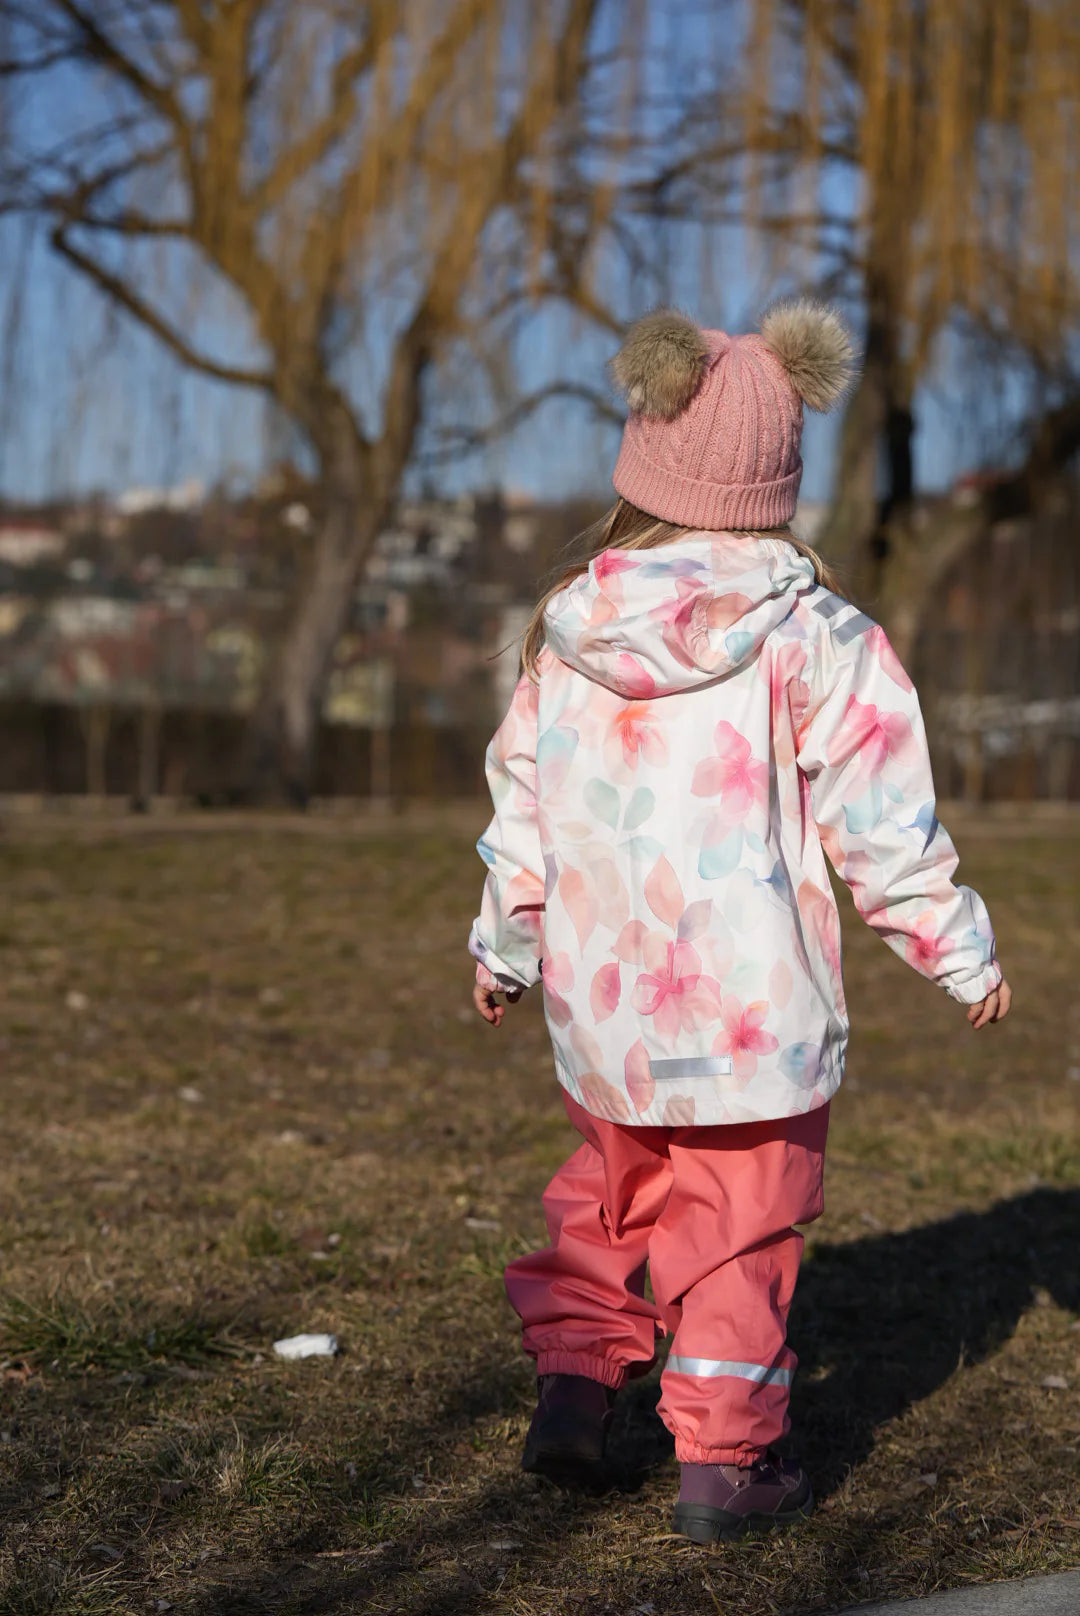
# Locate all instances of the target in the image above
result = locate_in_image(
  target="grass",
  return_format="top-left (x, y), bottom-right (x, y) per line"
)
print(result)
top-left (0, 805), bottom-right (1076, 1615)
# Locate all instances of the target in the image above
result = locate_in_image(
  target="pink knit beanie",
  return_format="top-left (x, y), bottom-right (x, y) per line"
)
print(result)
top-left (610, 302), bottom-right (855, 530)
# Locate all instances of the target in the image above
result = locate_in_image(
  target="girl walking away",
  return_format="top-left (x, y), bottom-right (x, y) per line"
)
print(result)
top-left (468, 303), bottom-right (1011, 1543)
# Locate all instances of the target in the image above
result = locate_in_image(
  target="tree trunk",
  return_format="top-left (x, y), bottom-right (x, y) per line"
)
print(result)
top-left (242, 489), bottom-right (385, 804)
top-left (824, 253), bottom-right (915, 605)
top-left (822, 343), bottom-right (887, 590)
top-left (873, 504), bottom-right (982, 667)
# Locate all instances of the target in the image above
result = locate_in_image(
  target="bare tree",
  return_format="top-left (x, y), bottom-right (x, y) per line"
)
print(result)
top-left (673, 0), bottom-right (1080, 653)
top-left (0, 0), bottom-right (708, 799)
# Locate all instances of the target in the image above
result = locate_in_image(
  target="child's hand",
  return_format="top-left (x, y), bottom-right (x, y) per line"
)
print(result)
top-left (473, 982), bottom-right (523, 1026)
top-left (968, 978), bottom-right (1012, 1029)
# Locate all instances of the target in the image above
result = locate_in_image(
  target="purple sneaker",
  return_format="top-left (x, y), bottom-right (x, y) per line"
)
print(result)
top-left (521, 1373), bottom-right (616, 1488)
top-left (673, 1450), bottom-right (813, 1542)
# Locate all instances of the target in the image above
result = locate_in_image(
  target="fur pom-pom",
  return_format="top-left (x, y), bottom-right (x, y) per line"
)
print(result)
top-left (611, 309), bottom-right (710, 419)
top-left (759, 300), bottom-right (855, 412)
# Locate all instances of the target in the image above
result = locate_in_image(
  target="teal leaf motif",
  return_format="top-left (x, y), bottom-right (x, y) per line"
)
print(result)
top-left (626, 834), bottom-right (665, 863)
top-left (536, 725), bottom-right (578, 771)
top-left (583, 776), bottom-right (620, 830)
top-left (779, 1042), bottom-right (821, 1088)
top-left (725, 629), bottom-right (756, 662)
top-left (623, 786), bottom-right (656, 831)
top-left (843, 780), bottom-right (883, 836)
top-left (698, 829), bottom-right (743, 880)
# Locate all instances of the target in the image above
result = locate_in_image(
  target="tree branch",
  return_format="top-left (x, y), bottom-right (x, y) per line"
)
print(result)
top-left (52, 0), bottom-right (194, 167)
top-left (250, 8), bottom-right (395, 214)
top-left (0, 47), bottom-right (73, 75)
top-left (418, 380), bottom-right (622, 467)
top-left (51, 225), bottom-right (274, 390)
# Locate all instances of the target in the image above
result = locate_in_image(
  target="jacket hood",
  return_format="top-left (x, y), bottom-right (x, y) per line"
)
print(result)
top-left (543, 532), bottom-right (818, 698)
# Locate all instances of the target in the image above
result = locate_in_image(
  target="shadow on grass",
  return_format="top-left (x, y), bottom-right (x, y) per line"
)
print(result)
top-left (179, 1185), bottom-right (1080, 1615)
top-left (790, 1185), bottom-right (1080, 1493)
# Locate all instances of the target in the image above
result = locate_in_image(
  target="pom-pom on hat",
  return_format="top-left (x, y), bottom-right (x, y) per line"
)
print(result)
top-left (610, 299), bottom-right (856, 530)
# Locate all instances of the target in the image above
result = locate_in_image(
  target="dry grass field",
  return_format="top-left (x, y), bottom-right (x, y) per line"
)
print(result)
top-left (0, 807), bottom-right (1077, 1616)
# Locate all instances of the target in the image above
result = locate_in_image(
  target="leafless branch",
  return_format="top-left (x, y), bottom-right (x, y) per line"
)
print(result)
top-left (418, 379), bottom-right (623, 466)
top-left (51, 225), bottom-right (274, 390)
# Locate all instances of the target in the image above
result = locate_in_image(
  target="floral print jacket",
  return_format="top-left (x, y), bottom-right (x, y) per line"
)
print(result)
top-left (469, 533), bottom-right (1000, 1127)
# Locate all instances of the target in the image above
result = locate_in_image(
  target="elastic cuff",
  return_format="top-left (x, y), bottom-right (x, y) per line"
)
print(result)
top-left (467, 928), bottom-right (537, 994)
top-left (676, 1439), bottom-right (769, 1465)
top-left (535, 1351), bottom-right (628, 1391)
top-left (944, 961), bottom-right (1003, 1004)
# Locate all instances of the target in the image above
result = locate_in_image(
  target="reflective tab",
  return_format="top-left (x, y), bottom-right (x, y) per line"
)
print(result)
top-left (649, 1056), bottom-right (733, 1080)
top-left (665, 1356), bottom-right (793, 1387)
top-left (813, 591), bottom-right (846, 619)
top-left (833, 609), bottom-right (876, 645)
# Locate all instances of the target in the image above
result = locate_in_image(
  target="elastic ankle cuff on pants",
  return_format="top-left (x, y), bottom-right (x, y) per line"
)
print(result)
top-left (534, 1351), bottom-right (627, 1390)
top-left (676, 1440), bottom-right (768, 1465)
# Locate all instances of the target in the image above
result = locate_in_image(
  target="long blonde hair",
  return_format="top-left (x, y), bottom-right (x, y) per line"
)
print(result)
top-left (520, 497), bottom-right (841, 678)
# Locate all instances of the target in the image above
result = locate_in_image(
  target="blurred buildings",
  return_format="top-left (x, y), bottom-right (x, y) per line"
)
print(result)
top-left (0, 480), bottom-right (1075, 801)
top-left (0, 483), bottom-right (593, 799)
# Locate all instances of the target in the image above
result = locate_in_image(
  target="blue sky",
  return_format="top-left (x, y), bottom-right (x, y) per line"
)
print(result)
top-left (0, 5), bottom-right (985, 513)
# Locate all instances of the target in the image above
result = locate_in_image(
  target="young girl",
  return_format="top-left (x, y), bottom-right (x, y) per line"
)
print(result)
top-left (468, 303), bottom-right (1011, 1544)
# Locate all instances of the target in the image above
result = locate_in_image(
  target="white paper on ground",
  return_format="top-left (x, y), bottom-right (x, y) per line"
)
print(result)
top-left (272, 1333), bottom-right (339, 1359)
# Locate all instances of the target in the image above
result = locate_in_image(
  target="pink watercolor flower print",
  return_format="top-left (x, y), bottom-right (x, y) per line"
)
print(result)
top-left (605, 703), bottom-right (669, 773)
top-left (711, 996), bottom-right (779, 1084)
top-left (589, 961), bottom-right (622, 1022)
top-left (866, 624), bottom-right (914, 693)
top-left (903, 911), bottom-right (952, 976)
top-left (652, 578), bottom-right (711, 671)
top-left (661, 1093), bottom-right (696, 1126)
top-left (630, 935), bottom-right (723, 1040)
top-left (610, 652), bottom-right (656, 699)
top-left (592, 548), bottom-right (639, 604)
top-left (541, 952), bottom-right (574, 1027)
top-left (827, 696), bottom-right (919, 785)
top-left (766, 640), bottom-right (810, 767)
top-left (691, 721), bottom-right (769, 820)
top-left (797, 880), bottom-right (844, 984)
top-left (624, 1039), bottom-right (654, 1114)
top-left (578, 1071), bottom-right (631, 1122)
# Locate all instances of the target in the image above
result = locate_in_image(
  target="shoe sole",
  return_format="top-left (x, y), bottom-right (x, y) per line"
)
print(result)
top-left (522, 1443), bottom-right (607, 1491)
top-left (672, 1489), bottom-right (814, 1544)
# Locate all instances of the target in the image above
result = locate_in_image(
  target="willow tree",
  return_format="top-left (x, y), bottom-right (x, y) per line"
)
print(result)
top-left (0, 0), bottom-right (699, 800)
top-left (679, 0), bottom-right (1080, 652)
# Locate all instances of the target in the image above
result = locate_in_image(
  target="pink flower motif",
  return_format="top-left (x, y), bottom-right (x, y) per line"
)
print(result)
top-left (797, 880), bottom-right (844, 984)
top-left (653, 578), bottom-right (710, 671)
top-left (630, 937), bottom-right (722, 1040)
top-left (541, 952), bottom-right (574, 1027)
top-left (611, 652), bottom-right (656, 699)
top-left (827, 696), bottom-right (918, 784)
top-left (593, 548), bottom-right (639, 603)
top-left (605, 703), bottom-right (669, 773)
top-left (691, 721), bottom-right (769, 820)
top-left (589, 962), bottom-right (622, 1022)
top-left (578, 1071), bottom-right (631, 1122)
top-left (661, 1093), bottom-right (696, 1126)
top-left (652, 580), bottom-right (755, 673)
top-left (866, 625), bottom-right (914, 693)
top-left (711, 996), bottom-right (779, 1084)
top-left (904, 912), bottom-right (951, 976)
top-left (624, 1039), bottom-right (654, 1113)
top-left (766, 640), bottom-right (810, 767)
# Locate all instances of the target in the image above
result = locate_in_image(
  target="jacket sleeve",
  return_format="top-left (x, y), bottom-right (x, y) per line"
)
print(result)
top-left (468, 672), bottom-right (546, 992)
top-left (796, 609), bottom-right (1002, 1004)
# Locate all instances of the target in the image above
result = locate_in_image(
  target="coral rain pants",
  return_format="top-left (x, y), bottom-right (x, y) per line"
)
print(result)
top-left (505, 1093), bottom-right (829, 1464)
